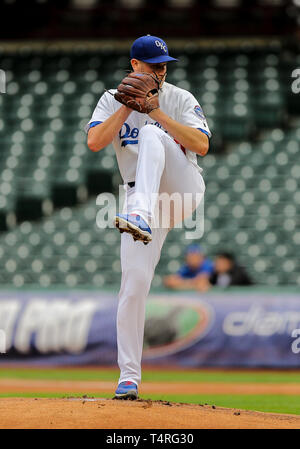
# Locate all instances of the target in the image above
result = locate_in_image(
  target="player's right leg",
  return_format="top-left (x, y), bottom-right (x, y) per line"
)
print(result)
top-left (115, 224), bottom-right (168, 399)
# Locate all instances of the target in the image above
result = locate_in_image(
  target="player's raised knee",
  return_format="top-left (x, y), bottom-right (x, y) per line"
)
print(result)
top-left (139, 123), bottom-right (164, 138)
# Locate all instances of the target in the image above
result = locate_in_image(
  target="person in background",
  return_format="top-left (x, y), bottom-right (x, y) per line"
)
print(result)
top-left (210, 252), bottom-right (252, 287)
top-left (196, 252), bottom-right (253, 291)
top-left (164, 244), bottom-right (214, 290)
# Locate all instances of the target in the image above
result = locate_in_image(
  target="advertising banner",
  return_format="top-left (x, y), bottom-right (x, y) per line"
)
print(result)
top-left (0, 290), bottom-right (300, 367)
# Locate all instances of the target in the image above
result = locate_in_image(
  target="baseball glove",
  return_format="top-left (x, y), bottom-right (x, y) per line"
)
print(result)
top-left (114, 72), bottom-right (160, 114)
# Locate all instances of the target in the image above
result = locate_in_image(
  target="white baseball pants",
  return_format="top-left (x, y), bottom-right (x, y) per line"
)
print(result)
top-left (117, 124), bottom-right (205, 385)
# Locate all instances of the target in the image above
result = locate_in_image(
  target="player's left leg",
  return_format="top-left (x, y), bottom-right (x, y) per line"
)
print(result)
top-left (131, 123), bottom-right (205, 229)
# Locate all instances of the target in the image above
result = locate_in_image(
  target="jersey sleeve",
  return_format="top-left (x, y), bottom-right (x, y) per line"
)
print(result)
top-left (84, 90), bottom-right (118, 133)
top-left (198, 259), bottom-right (215, 275)
top-left (177, 265), bottom-right (191, 279)
top-left (180, 92), bottom-right (212, 138)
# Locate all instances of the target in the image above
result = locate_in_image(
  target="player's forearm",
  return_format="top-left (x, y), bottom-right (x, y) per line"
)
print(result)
top-left (149, 108), bottom-right (209, 156)
top-left (87, 105), bottom-right (132, 152)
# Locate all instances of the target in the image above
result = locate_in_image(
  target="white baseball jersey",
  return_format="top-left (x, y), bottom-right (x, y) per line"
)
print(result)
top-left (85, 81), bottom-right (211, 184)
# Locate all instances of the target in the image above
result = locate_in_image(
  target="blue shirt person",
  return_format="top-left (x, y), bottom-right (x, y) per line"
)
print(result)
top-left (164, 244), bottom-right (214, 290)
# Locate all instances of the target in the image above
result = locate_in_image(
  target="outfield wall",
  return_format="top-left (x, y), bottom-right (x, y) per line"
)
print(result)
top-left (0, 289), bottom-right (300, 367)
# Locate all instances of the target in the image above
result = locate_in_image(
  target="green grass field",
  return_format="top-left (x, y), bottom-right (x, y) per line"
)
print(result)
top-left (1, 367), bottom-right (300, 415)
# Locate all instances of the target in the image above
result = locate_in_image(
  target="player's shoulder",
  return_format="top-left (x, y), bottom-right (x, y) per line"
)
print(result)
top-left (162, 82), bottom-right (195, 100)
top-left (96, 89), bottom-right (119, 109)
top-left (99, 89), bottom-right (117, 101)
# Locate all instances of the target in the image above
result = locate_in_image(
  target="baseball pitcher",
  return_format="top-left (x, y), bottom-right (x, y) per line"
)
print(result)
top-left (86, 35), bottom-right (211, 399)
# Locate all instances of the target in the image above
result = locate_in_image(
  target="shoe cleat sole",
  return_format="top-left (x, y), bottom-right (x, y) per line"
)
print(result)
top-left (114, 391), bottom-right (138, 400)
top-left (115, 216), bottom-right (152, 244)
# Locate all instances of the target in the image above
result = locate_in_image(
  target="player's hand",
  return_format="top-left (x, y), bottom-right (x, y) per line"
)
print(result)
top-left (114, 72), bottom-right (160, 114)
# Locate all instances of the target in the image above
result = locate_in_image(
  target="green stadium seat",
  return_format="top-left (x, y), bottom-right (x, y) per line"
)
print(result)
top-left (0, 47), bottom-right (298, 286)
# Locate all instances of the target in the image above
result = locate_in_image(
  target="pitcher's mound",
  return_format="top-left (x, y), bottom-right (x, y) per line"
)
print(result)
top-left (1, 397), bottom-right (300, 429)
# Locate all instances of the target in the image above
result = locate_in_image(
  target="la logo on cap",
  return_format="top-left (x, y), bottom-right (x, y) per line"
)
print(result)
top-left (155, 40), bottom-right (167, 53)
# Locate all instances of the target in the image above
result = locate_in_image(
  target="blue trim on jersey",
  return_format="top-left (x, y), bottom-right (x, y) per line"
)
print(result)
top-left (89, 121), bottom-right (103, 129)
top-left (198, 128), bottom-right (210, 138)
top-left (121, 140), bottom-right (138, 147)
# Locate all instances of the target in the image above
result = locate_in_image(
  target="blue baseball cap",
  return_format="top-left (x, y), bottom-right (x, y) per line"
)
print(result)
top-left (130, 35), bottom-right (178, 64)
top-left (185, 244), bottom-right (204, 255)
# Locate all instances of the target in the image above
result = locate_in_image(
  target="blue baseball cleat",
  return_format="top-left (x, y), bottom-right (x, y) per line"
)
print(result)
top-left (114, 381), bottom-right (138, 400)
top-left (115, 213), bottom-right (152, 245)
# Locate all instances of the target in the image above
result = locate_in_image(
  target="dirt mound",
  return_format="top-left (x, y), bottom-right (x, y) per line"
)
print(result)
top-left (2, 378), bottom-right (300, 395)
top-left (1, 398), bottom-right (300, 429)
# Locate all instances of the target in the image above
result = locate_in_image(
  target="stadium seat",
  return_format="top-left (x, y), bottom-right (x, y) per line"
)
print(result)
top-left (0, 46), bottom-right (298, 286)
